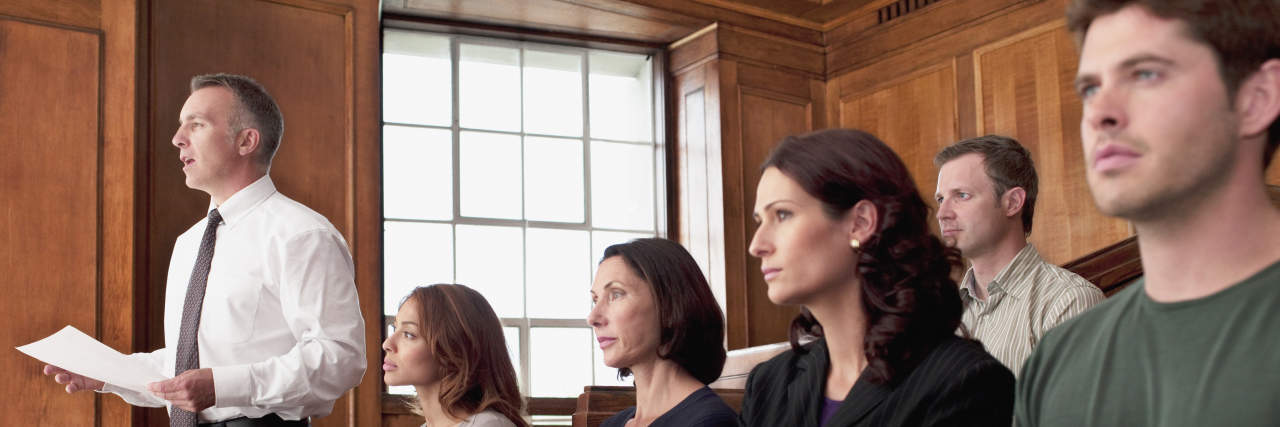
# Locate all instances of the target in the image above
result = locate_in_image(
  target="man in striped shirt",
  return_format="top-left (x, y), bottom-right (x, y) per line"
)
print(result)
top-left (933, 135), bottom-right (1104, 377)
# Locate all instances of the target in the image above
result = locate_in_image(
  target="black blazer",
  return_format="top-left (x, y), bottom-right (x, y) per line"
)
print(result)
top-left (739, 336), bottom-right (1013, 427)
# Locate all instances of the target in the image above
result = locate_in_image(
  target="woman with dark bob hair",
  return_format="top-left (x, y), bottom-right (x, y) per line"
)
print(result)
top-left (383, 284), bottom-right (529, 427)
top-left (588, 238), bottom-right (739, 427)
top-left (740, 129), bottom-right (1014, 426)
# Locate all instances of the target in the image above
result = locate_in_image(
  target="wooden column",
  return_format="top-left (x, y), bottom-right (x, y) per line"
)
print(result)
top-left (668, 23), bottom-right (828, 350)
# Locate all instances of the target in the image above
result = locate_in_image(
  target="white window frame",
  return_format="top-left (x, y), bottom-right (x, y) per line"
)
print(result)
top-left (380, 27), bottom-right (668, 397)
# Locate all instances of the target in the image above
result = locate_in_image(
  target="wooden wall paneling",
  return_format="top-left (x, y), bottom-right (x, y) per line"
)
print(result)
top-left (821, 0), bottom-right (918, 41)
top-left (0, 16), bottom-right (101, 426)
top-left (148, 0), bottom-right (379, 425)
top-left (823, 72), bottom-right (842, 131)
top-left (687, 0), bottom-right (828, 30)
top-left (346, 0), bottom-right (384, 424)
top-left (668, 24), bottom-right (719, 72)
top-left (954, 53), bottom-right (978, 139)
top-left (715, 24), bottom-right (824, 79)
top-left (838, 61), bottom-right (959, 218)
top-left (972, 21), bottom-right (1130, 264)
top-left (715, 59), bottom-right (753, 350)
top-left (829, 0), bottom-right (1069, 88)
top-left (827, 0), bottom-right (1047, 76)
top-left (734, 81), bottom-right (815, 347)
top-left (101, 0), bottom-right (146, 426)
top-left (743, 0), bottom-right (885, 27)
top-left (0, 0), bottom-right (99, 29)
top-left (669, 24), bottom-right (824, 80)
top-left (670, 27), bottom-right (739, 347)
top-left (602, 0), bottom-right (825, 45)
top-left (735, 61), bottom-right (822, 101)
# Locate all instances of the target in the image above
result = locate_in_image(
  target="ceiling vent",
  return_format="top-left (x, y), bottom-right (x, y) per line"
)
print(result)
top-left (878, 0), bottom-right (944, 24)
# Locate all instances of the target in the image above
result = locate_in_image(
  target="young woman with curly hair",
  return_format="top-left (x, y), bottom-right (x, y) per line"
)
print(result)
top-left (740, 129), bottom-right (1015, 427)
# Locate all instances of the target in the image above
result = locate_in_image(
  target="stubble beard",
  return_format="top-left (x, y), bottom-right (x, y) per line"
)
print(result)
top-left (1090, 136), bottom-right (1237, 224)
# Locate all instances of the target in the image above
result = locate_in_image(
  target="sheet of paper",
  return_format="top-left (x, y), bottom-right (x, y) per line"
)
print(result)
top-left (16, 325), bottom-right (169, 393)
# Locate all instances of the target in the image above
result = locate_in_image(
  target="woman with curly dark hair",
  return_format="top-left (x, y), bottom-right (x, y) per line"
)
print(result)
top-left (739, 129), bottom-right (1014, 427)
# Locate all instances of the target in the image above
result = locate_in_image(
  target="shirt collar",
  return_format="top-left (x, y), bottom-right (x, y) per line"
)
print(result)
top-left (959, 243), bottom-right (1042, 301)
top-left (207, 175), bottom-right (276, 228)
top-left (989, 243), bottom-right (1042, 300)
top-left (959, 268), bottom-right (979, 300)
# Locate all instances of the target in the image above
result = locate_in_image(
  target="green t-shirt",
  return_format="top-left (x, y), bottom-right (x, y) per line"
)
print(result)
top-left (1016, 258), bottom-right (1280, 426)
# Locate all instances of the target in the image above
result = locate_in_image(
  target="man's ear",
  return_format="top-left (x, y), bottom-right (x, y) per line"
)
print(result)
top-left (1236, 59), bottom-right (1280, 140)
top-left (846, 199), bottom-right (879, 245)
top-left (1001, 187), bottom-right (1026, 219)
top-left (235, 127), bottom-right (262, 159)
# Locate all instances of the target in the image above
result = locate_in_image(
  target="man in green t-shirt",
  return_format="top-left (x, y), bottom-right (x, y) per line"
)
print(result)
top-left (1016, 1), bottom-right (1280, 426)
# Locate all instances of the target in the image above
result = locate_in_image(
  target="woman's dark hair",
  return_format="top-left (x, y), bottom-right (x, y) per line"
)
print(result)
top-left (401, 284), bottom-right (530, 427)
top-left (761, 128), bottom-right (964, 385)
top-left (601, 238), bottom-right (727, 385)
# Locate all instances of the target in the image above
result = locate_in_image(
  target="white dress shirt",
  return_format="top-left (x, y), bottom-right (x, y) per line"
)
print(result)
top-left (104, 176), bottom-right (366, 422)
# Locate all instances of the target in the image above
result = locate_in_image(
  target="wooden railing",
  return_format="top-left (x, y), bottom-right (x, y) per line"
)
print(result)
top-left (1061, 236), bottom-right (1141, 296)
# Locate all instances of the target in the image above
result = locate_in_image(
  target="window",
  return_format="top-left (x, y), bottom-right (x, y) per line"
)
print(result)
top-left (381, 28), bottom-right (664, 398)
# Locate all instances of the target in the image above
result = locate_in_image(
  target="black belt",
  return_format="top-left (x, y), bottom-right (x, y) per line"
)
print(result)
top-left (199, 413), bottom-right (308, 427)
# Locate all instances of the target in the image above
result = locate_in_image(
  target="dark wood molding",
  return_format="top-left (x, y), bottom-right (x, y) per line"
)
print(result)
top-left (382, 11), bottom-right (667, 51)
top-left (1061, 236), bottom-right (1141, 296)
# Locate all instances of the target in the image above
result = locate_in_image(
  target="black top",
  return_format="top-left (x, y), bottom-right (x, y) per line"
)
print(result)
top-left (740, 336), bottom-right (1014, 427)
top-left (601, 386), bottom-right (740, 427)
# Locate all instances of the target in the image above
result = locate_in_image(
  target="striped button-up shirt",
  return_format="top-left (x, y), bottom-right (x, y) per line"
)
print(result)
top-left (959, 244), bottom-right (1104, 377)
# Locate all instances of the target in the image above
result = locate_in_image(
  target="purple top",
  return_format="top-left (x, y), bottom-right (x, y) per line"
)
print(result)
top-left (820, 397), bottom-right (842, 426)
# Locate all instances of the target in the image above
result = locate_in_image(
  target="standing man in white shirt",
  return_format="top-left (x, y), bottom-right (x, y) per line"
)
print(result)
top-left (934, 135), bottom-right (1104, 376)
top-left (43, 73), bottom-right (366, 426)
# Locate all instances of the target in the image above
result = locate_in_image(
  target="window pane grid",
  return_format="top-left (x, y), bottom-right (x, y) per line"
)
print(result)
top-left (384, 217), bottom-right (655, 233)
top-left (382, 120), bottom-right (657, 147)
top-left (383, 28), bottom-right (660, 397)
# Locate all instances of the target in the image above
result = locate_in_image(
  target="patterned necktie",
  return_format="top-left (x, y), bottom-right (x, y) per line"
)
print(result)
top-left (171, 209), bottom-right (222, 427)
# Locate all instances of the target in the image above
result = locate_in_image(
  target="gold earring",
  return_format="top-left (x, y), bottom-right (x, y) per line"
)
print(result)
top-left (850, 238), bottom-right (861, 250)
